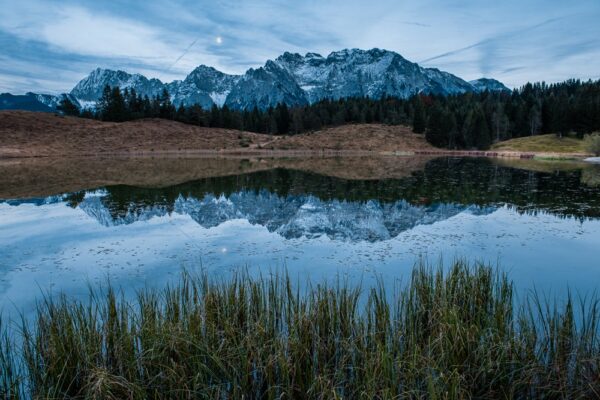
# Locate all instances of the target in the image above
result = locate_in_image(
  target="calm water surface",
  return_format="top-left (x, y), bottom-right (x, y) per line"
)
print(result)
top-left (1, 156), bottom-right (600, 313)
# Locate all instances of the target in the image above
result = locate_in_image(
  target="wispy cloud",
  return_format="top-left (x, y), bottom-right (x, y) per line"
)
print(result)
top-left (0, 0), bottom-right (599, 93)
top-left (398, 21), bottom-right (431, 28)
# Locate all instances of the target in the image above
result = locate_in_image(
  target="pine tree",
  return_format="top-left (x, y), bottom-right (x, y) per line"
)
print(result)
top-left (425, 104), bottom-right (447, 147)
top-left (473, 109), bottom-right (492, 150)
top-left (109, 87), bottom-right (127, 122)
top-left (446, 113), bottom-right (459, 149)
top-left (209, 105), bottom-right (221, 127)
top-left (175, 104), bottom-right (187, 123)
top-left (97, 85), bottom-right (112, 120)
top-left (275, 103), bottom-right (290, 134)
top-left (57, 98), bottom-right (80, 116)
top-left (412, 96), bottom-right (426, 133)
top-left (159, 89), bottom-right (174, 119)
top-left (462, 110), bottom-right (476, 149)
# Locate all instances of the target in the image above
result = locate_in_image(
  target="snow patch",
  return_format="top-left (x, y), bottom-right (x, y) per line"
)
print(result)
top-left (209, 91), bottom-right (230, 107)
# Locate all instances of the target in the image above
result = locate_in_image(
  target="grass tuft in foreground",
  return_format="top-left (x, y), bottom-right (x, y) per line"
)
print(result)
top-left (1, 262), bottom-right (600, 399)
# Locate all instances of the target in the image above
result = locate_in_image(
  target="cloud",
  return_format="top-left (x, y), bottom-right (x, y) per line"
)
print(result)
top-left (416, 12), bottom-right (600, 86)
top-left (398, 21), bottom-right (431, 28)
top-left (0, 0), bottom-right (599, 93)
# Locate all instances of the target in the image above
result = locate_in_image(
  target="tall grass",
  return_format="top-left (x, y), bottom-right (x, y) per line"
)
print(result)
top-left (1, 262), bottom-right (599, 399)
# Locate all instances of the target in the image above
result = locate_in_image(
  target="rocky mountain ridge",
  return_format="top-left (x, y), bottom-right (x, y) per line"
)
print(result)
top-left (2, 48), bottom-right (510, 112)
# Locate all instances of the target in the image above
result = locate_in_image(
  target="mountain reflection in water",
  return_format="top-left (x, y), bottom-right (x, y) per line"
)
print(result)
top-left (2, 156), bottom-right (600, 313)
top-left (7, 157), bottom-right (600, 229)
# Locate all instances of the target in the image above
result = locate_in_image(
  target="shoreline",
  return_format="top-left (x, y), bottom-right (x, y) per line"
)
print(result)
top-left (0, 148), bottom-right (590, 160)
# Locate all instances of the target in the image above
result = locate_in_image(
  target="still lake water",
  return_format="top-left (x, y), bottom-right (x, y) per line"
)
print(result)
top-left (1, 156), bottom-right (600, 313)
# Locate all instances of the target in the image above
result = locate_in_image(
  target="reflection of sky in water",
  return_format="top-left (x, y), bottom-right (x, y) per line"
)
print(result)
top-left (2, 195), bottom-right (599, 315)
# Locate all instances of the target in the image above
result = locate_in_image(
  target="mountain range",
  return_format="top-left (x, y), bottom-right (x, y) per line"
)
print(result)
top-left (1, 48), bottom-right (509, 112)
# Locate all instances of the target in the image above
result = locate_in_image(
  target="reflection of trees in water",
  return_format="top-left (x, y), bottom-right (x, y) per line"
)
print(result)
top-left (88, 157), bottom-right (600, 222)
top-left (581, 165), bottom-right (600, 188)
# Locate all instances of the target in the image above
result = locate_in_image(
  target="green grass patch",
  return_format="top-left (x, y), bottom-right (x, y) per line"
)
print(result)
top-left (492, 134), bottom-right (586, 153)
top-left (1, 262), bottom-right (599, 399)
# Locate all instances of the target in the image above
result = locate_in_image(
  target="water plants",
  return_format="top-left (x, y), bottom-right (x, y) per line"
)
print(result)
top-left (1, 262), bottom-right (599, 399)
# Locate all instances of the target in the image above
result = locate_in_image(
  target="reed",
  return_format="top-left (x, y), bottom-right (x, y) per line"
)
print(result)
top-left (1, 261), bottom-right (599, 399)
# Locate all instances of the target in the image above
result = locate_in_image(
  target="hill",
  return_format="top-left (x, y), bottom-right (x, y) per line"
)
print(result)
top-left (0, 111), bottom-right (271, 157)
top-left (491, 134), bottom-right (586, 154)
top-left (0, 111), bottom-right (434, 158)
top-left (264, 124), bottom-right (432, 151)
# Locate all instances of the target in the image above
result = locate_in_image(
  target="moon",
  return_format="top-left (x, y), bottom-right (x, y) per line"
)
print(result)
top-left (216, 36), bottom-right (223, 45)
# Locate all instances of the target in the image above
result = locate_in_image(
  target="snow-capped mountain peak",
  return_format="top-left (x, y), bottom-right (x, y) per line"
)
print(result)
top-left (7, 48), bottom-right (510, 112)
top-left (70, 68), bottom-right (165, 102)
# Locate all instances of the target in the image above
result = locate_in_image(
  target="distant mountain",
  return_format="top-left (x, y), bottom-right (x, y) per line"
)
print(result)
top-left (167, 65), bottom-right (240, 109)
top-left (226, 60), bottom-right (309, 110)
top-left (469, 78), bottom-right (510, 93)
top-left (1, 48), bottom-right (511, 112)
top-left (70, 68), bottom-right (164, 109)
top-left (274, 49), bottom-right (475, 104)
top-left (1, 92), bottom-right (80, 112)
top-left (1, 93), bottom-right (54, 112)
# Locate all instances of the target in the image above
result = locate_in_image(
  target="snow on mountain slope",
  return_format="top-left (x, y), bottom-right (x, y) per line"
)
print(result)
top-left (168, 65), bottom-right (240, 109)
top-left (70, 68), bottom-right (165, 102)
top-left (33, 93), bottom-right (81, 109)
top-left (273, 48), bottom-right (472, 103)
top-left (7, 49), bottom-right (510, 112)
top-left (225, 60), bottom-right (308, 110)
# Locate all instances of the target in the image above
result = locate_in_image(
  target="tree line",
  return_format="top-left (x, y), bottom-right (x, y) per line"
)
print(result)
top-left (58, 79), bottom-right (600, 150)
top-left (422, 80), bottom-right (600, 149)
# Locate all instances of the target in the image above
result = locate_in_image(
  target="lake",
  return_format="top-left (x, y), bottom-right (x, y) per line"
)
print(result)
top-left (2, 156), bottom-right (600, 314)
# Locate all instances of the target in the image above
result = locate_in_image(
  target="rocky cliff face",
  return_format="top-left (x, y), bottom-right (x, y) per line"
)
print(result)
top-left (167, 65), bottom-right (240, 109)
top-left (70, 68), bottom-right (165, 103)
top-left (274, 49), bottom-right (475, 104)
top-left (225, 60), bottom-right (309, 110)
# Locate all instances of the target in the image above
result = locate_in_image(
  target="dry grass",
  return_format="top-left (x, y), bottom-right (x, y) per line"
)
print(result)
top-left (0, 111), bottom-right (270, 157)
top-left (492, 134), bottom-right (586, 154)
top-left (266, 124), bottom-right (434, 152)
top-left (0, 112), bottom-right (434, 158)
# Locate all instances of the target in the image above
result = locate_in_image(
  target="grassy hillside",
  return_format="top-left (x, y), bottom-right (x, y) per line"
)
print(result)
top-left (492, 133), bottom-right (586, 153)
top-left (0, 111), bottom-right (433, 157)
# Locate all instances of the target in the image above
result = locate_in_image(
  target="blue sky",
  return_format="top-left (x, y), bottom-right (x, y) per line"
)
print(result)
top-left (1, 0), bottom-right (599, 94)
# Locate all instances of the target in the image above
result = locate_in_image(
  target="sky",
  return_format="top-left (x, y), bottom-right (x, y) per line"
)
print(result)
top-left (1, 0), bottom-right (599, 94)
